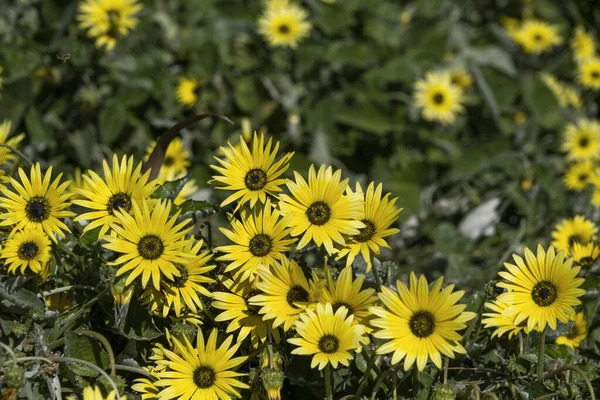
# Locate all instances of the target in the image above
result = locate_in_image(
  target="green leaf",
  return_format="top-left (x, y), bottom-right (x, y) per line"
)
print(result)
top-left (151, 176), bottom-right (189, 201)
top-left (120, 296), bottom-right (162, 341)
top-left (326, 42), bottom-right (378, 68)
top-left (233, 77), bottom-right (261, 113)
top-left (25, 108), bottom-right (51, 148)
top-left (64, 331), bottom-right (109, 377)
top-left (465, 46), bottom-right (516, 76)
top-left (432, 223), bottom-right (472, 254)
top-left (544, 344), bottom-right (569, 360)
top-left (99, 101), bottom-right (127, 145)
top-left (0, 283), bottom-right (44, 313)
top-left (336, 104), bottom-right (393, 135)
top-left (522, 74), bottom-right (562, 129)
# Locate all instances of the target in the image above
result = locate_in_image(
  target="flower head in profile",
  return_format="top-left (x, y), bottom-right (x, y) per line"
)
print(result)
top-left (77, 0), bottom-right (142, 50)
top-left (563, 161), bottom-right (594, 192)
top-left (74, 155), bottom-right (158, 238)
top-left (176, 77), bottom-right (202, 107)
top-left (279, 165), bottom-right (364, 255)
top-left (1, 228), bottom-right (52, 275)
top-left (497, 245), bottom-right (586, 332)
top-left (561, 119), bottom-right (600, 161)
top-left (571, 242), bottom-right (599, 269)
top-left (336, 182), bottom-right (401, 271)
top-left (414, 71), bottom-right (465, 125)
top-left (0, 163), bottom-right (74, 241)
top-left (258, 0), bottom-right (311, 48)
top-left (370, 273), bottom-right (476, 371)
top-left (155, 328), bottom-right (249, 400)
top-left (540, 73), bottom-right (582, 109)
top-left (482, 300), bottom-right (530, 339)
top-left (288, 303), bottom-right (366, 370)
top-left (102, 199), bottom-right (192, 290)
top-left (555, 312), bottom-right (587, 349)
top-left (578, 57), bottom-right (600, 89)
top-left (571, 26), bottom-right (596, 62)
top-left (511, 20), bottom-right (562, 54)
top-left (0, 120), bottom-right (25, 164)
top-left (550, 215), bottom-right (597, 254)
top-left (210, 133), bottom-right (294, 209)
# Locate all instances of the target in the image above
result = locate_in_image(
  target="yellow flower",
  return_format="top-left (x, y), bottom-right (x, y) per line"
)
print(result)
top-left (511, 20), bottom-right (562, 54)
top-left (145, 137), bottom-right (191, 183)
top-left (572, 27), bottom-right (596, 62)
top-left (77, 0), bottom-right (141, 51)
top-left (155, 329), bottom-right (249, 399)
top-left (449, 68), bottom-right (473, 89)
top-left (571, 241), bottom-right (600, 269)
top-left (550, 215), bottom-right (597, 254)
top-left (564, 161), bottom-right (594, 191)
top-left (414, 71), bottom-right (465, 125)
top-left (258, 0), bottom-right (311, 48)
top-left (279, 164), bottom-right (364, 255)
top-left (102, 200), bottom-right (192, 290)
top-left (555, 312), bottom-right (587, 349)
top-left (561, 119), bottom-right (600, 161)
top-left (80, 386), bottom-right (126, 400)
top-left (0, 120), bottom-right (25, 164)
top-left (336, 182), bottom-right (401, 272)
top-left (482, 300), bottom-right (530, 339)
top-left (131, 378), bottom-right (160, 400)
top-left (370, 273), bottom-right (476, 371)
top-left (501, 17), bottom-right (520, 35)
top-left (174, 179), bottom-right (199, 206)
top-left (210, 133), bottom-right (293, 209)
top-left (521, 179), bottom-right (533, 191)
top-left (288, 303), bottom-right (366, 370)
top-left (578, 57), bottom-right (600, 89)
top-left (74, 155), bottom-right (158, 238)
top-left (514, 112), bottom-right (527, 125)
top-left (539, 73), bottom-right (582, 109)
top-left (0, 163), bottom-right (74, 241)
top-left (249, 257), bottom-right (321, 331)
top-left (175, 77), bottom-right (202, 107)
top-left (1, 228), bottom-right (52, 275)
top-left (46, 291), bottom-right (72, 312)
top-left (497, 245), bottom-right (586, 332)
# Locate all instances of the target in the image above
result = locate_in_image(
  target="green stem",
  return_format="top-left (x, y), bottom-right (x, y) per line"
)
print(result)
top-left (77, 331), bottom-right (116, 377)
top-left (392, 366), bottom-right (398, 400)
top-left (371, 370), bottom-right (390, 400)
top-left (443, 357), bottom-right (449, 384)
top-left (370, 255), bottom-right (383, 292)
top-left (355, 352), bottom-right (377, 398)
top-left (267, 330), bottom-right (274, 369)
top-left (0, 143), bottom-right (33, 167)
top-left (412, 365), bottom-right (419, 396)
top-left (40, 285), bottom-right (97, 298)
top-left (0, 342), bottom-right (16, 359)
top-left (570, 366), bottom-right (596, 400)
top-left (114, 364), bottom-right (154, 378)
top-left (537, 331), bottom-right (545, 383)
top-left (325, 364), bottom-right (333, 400)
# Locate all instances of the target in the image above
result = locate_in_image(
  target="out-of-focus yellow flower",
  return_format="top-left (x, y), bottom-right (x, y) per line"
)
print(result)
top-left (258, 0), bottom-right (311, 48)
top-left (578, 57), bottom-right (600, 90)
top-left (449, 68), bottom-right (473, 89)
top-left (510, 20), bottom-right (562, 54)
top-left (514, 112), bottom-right (527, 126)
top-left (572, 26), bottom-right (596, 62)
top-left (540, 73), bottom-right (582, 109)
top-left (502, 17), bottom-right (520, 36)
top-left (521, 179), bottom-right (533, 191)
top-left (175, 77), bottom-right (202, 107)
top-left (77, 0), bottom-right (142, 51)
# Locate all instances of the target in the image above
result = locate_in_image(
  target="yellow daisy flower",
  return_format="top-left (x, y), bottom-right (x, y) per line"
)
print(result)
top-left (103, 199), bottom-right (192, 290)
top-left (539, 73), bottom-right (582, 109)
top-left (288, 303), bottom-right (366, 370)
top-left (563, 161), bottom-right (594, 191)
top-left (0, 163), bottom-right (74, 241)
top-left (213, 277), bottom-right (280, 348)
top-left (572, 26), bottom-right (596, 62)
top-left (571, 241), bottom-right (600, 269)
top-left (511, 20), bottom-right (562, 54)
top-left (74, 155), bottom-right (158, 238)
top-left (336, 182), bottom-right (402, 272)
top-left (210, 133), bottom-right (293, 208)
top-left (249, 257), bottom-right (321, 332)
top-left (279, 164), bottom-right (364, 255)
top-left (0, 120), bottom-right (25, 163)
top-left (1, 228), bottom-right (52, 275)
top-left (155, 328), bottom-right (249, 400)
top-left (77, 0), bottom-right (142, 51)
top-left (449, 67), bottom-right (473, 89)
top-left (131, 378), bottom-right (160, 400)
top-left (578, 57), bottom-right (600, 89)
top-left (175, 77), bottom-right (202, 107)
top-left (46, 291), bottom-right (72, 313)
top-left (80, 386), bottom-right (126, 400)
top-left (497, 245), bottom-right (586, 332)
top-left (555, 312), bottom-right (587, 349)
top-left (370, 273), bottom-right (476, 371)
top-left (216, 199), bottom-right (295, 282)
top-left (561, 119), bottom-right (600, 161)
top-left (550, 215), bottom-right (597, 254)
top-left (145, 137), bottom-right (191, 183)
top-left (414, 71), bottom-right (465, 125)
top-left (482, 300), bottom-right (530, 339)
top-left (258, 0), bottom-right (311, 48)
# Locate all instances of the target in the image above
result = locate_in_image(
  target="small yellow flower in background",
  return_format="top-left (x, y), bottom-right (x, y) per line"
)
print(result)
top-left (510, 20), bottom-right (562, 54)
top-left (0, 120), bottom-right (25, 164)
top-left (336, 182), bottom-right (402, 272)
top-left (155, 328), bottom-right (249, 399)
top-left (370, 273), bottom-right (476, 371)
top-left (449, 67), bottom-right (473, 90)
top-left (0, 163), bottom-right (74, 241)
top-left (571, 242), bottom-right (600, 269)
top-left (279, 164), bottom-right (365, 255)
top-left (258, 0), bottom-right (311, 48)
top-left (175, 77), bottom-right (202, 107)
top-left (591, 174), bottom-right (600, 207)
top-left (146, 137), bottom-right (191, 182)
top-left (497, 245), bottom-right (586, 332)
top-left (555, 312), bottom-right (587, 349)
top-left (551, 215), bottom-right (597, 254)
top-left (46, 291), bottom-right (72, 313)
top-left (399, 9), bottom-right (413, 25)
top-left (288, 303), bottom-right (366, 370)
top-left (131, 377), bottom-right (159, 400)
top-left (578, 57), bottom-right (600, 89)
top-left (514, 112), bottom-right (527, 125)
top-left (241, 117), bottom-right (253, 143)
top-left (520, 179), bottom-right (533, 191)
top-left (563, 161), bottom-right (594, 191)
top-left (482, 300), bottom-right (530, 339)
top-left (1, 228), bottom-right (52, 275)
top-left (540, 73), bottom-right (582, 109)
top-left (80, 385), bottom-right (126, 400)
top-left (572, 27), bottom-right (596, 62)
top-left (414, 71), bottom-right (465, 125)
top-left (561, 119), bottom-right (600, 161)
top-left (77, 0), bottom-right (142, 51)
top-left (501, 17), bottom-right (520, 35)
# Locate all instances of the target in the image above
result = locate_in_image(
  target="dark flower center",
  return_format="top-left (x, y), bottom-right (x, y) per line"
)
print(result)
top-left (245, 290), bottom-right (262, 315)
top-left (106, 10), bottom-right (121, 39)
top-left (354, 220), bottom-right (376, 243)
top-left (244, 168), bottom-right (268, 191)
top-left (568, 234), bottom-right (584, 246)
top-left (579, 137), bottom-right (590, 148)
top-left (533, 33), bottom-right (542, 42)
top-left (409, 311), bottom-right (435, 338)
top-left (305, 201), bottom-right (331, 226)
top-left (137, 235), bottom-right (165, 260)
top-left (579, 173), bottom-right (589, 182)
top-left (163, 156), bottom-right (175, 167)
top-left (249, 234), bottom-right (272, 257)
top-left (286, 285), bottom-right (309, 308)
top-left (566, 325), bottom-right (580, 340)
top-left (18, 241), bottom-right (39, 260)
top-left (278, 24), bottom-right (290, 34)
top-left (531, 281), bottom-right (558, 307)
top-left (591, 70), bottom-right (600, 79)
top-left (172, 263), bottom-right (189, 288)
top-left (193, 366), bottom-right (215, 389)
top-left (25, 196), bottom-right (51, 223)
top-left (331, 302), bottom-right (353, 314)
top-left (107, 192), bottom-right (132, 215)
top-left (317, 334), bottom-right (340, 354)
top-left (577, 256), bottom-right (595, 268)
top-left (432, 92), bottom-right (445, 105)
